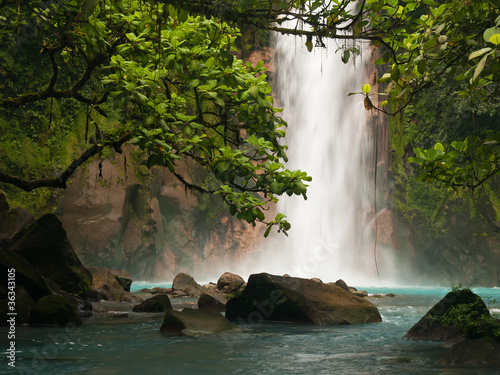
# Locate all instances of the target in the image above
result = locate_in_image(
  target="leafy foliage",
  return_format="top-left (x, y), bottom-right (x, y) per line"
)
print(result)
top-left (0, 0), bottom-right (312, 235)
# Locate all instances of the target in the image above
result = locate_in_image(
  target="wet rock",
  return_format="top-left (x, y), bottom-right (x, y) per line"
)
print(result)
top-left (198, 292), bottom-right (227, 312)
top-left (90, 267), bottom-right (131, 301)
top-left (29, 295), bottom-right (82, 326)
top-left (120, 292), bottom-right (144, 304)
top-left (159, 308), bottom-right (234, 336)
top-left (172, 272), bottom-right (205, 297)
top-left (217, 272), bottom-right (245, 293)
top-left (334, 279), bottom-right (349, 292)
top-left (132, 295), bottom-right (172, 312)
top-left (352, 290), bottom-right (368, 298)
top-left (403, 289), bottom-right (489, 341)
top-left (438, 338), bottom-right (500, 366)
top-left (225, 273), bottom-right (382, 325)
top-left (149, 287), bottom-right (171, 295)
top-left (203, 282), bottom-right (218, 291)
top-left (10, 214), bottom-right (92, 299)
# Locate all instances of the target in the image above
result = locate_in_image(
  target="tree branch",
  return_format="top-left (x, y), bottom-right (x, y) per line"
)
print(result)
top-left (0, 133), bottom-right (131, 191)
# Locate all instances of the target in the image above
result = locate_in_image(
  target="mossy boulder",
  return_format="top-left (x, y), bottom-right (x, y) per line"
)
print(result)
top-left (132, 295), bottom-right (172, 312)
top-left (29, 295), bottom-right (82, 326)
top-left (403, 288), bottom-right (490, 341)
top-left (10, 214), bottom-right (92, 299)
top-left (159, 308), bottom-right (234, 336)
top-left (225, 273), bottom-right (382, 325)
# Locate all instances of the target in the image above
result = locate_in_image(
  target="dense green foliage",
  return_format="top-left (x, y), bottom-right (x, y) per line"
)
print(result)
top-left (1, 0), bottom-right (499, 233)
top-left (0, 0), bottom-right (313, 235)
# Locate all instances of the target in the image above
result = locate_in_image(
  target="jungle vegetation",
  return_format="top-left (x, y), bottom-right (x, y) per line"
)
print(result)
top-left (0, 0), bottom-right (499, 234)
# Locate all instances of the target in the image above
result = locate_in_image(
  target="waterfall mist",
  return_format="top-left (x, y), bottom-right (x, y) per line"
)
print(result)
top-left (238, 32), bottom-right (391, 285)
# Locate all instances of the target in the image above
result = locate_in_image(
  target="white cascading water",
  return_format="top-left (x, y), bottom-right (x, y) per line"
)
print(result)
top-left (242, 30), bottom-right (385, 285)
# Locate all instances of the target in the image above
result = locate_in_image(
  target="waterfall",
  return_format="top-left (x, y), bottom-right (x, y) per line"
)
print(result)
top-left (241, 31), bottom-right (387, 285)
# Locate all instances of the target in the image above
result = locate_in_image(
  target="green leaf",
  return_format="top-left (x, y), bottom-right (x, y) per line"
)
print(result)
top-left (305, 40), bottom-right (313, 52)
top-left (391, 65), bottom-right (401, 81)
top-left (341, 50), bottom-right (350, 64)
top-left (434, 143), bottom-right (444, 152)
top-left (361, 83), bottom-right (371, 94)
top-left (484, 27), bottom-right (500, 44)
top-left (489, 34), bottom-right (500, 45)
top-left (473, 54), bottom-right (488, 82)
top-left (468, 47), bottom-right (492, 60)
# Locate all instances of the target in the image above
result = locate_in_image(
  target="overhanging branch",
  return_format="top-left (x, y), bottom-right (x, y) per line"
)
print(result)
top-left (0, 133), bottom-right (131, 191)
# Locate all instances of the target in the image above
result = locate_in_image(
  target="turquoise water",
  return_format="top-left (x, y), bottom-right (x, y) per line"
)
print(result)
top-left (3, 287), bottom-right (500, 374)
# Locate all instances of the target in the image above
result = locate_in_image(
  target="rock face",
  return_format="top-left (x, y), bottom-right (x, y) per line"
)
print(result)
top-left (403, 289), bottom-right (490, 341)
top-left (9, 214), bottom-right (92, 299)
top-left (29, 295), bottom-right (82, 326)
top-left (132, 295), bottom-right (172, 312)
top-left (61, 153), bottom-right (263, 281)
top-left (217, 272), bottom-right (245, 293)
top-left (225, 273), bottom-right (382, 325)
top-left (159, 308), bottom-right (234, 336)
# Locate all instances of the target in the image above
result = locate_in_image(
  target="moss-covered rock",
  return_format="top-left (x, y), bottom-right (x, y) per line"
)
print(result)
top-left (29, 295), bottom-right (82, 326)
top-left (10, 214), bottom-right (92, 299)
top-left (403, 288), bottom-right (490, 341)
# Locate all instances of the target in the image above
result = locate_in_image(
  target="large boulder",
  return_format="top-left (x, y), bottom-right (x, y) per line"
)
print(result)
top-left (159, 308), bottom-right (234, 336)
top-left (172, 272), bottom-right (205, 297)
top-left (29, 295), bottom-right (82, 327)
top-left (132, 295), bottom-right (172, 312)
top-left (217, 272), bottom-right (245, 293)
top-left (9, 214), bottom-right (92, 299)
top-left (90, 267), bottom-right (132, 301)
top-left (403, 289), bottom-right (490, 341)
top-left (225, 273), bottom-right (382, 325)
top-left (0, 249), bottom-right (52, 302)
top-left (198, 292), bottom-right (227, 312)
top-left (0, 286), bottom-right (36, 326)
top-left (438, 338), bottom-right (500, 366)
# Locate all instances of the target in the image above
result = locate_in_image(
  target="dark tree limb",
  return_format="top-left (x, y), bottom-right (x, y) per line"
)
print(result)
top-left (0, 133), bottom-right (131, 191)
